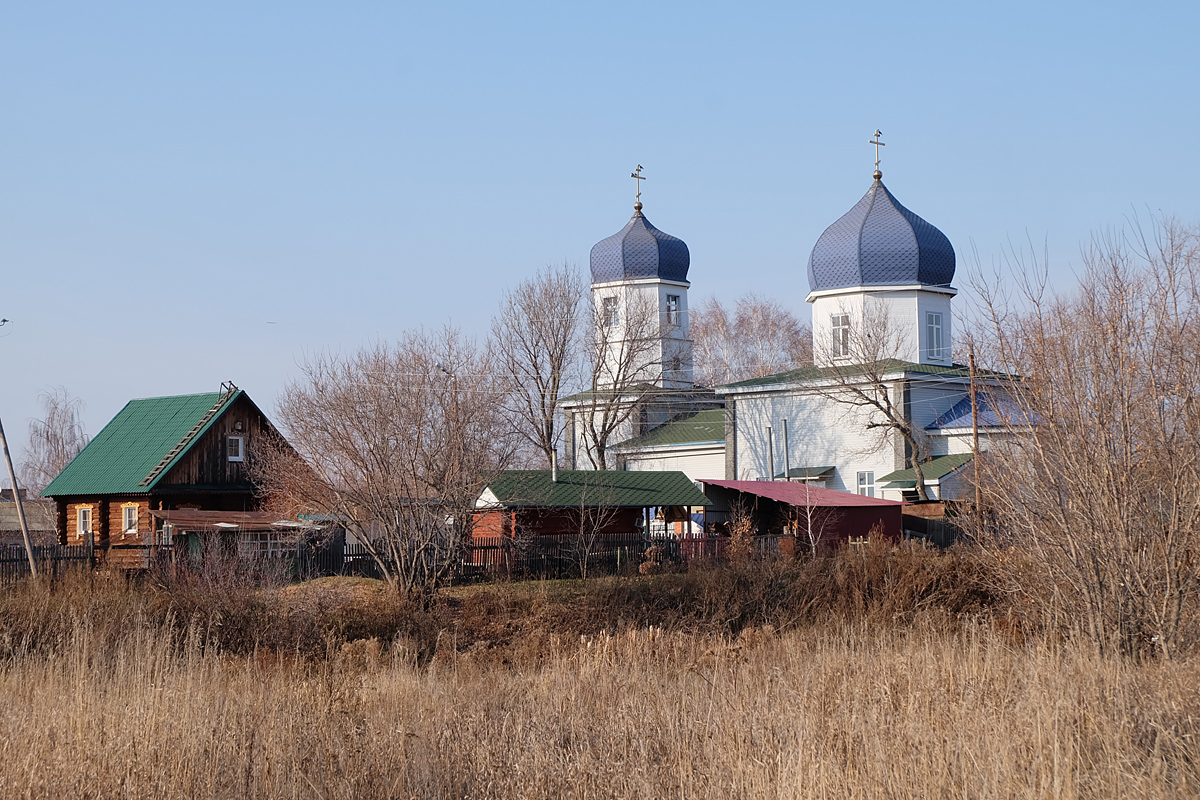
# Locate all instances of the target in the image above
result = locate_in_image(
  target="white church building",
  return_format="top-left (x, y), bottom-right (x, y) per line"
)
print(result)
top-left (566, 161), bottom-right (1011, 503)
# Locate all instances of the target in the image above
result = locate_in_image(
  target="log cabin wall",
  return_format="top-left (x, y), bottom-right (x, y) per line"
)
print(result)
top-left (157, 394), bottom-right (270, 489)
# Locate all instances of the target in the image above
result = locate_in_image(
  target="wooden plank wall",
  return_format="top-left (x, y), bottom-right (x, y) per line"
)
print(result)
top-left (158, 394), bottom-right (270, 488)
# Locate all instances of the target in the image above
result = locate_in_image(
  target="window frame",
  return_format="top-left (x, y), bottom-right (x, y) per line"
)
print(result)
top-left (665, 294), bottom-right (680, 325)
top-left (857, 471), bottom-right (875, 498)
top-left (77, 507), bottom-right (92, 536)
top-left (228, 435), bottom-right (245, 463)
top-left (122, 504), bottom-right (138, 534)
top-left (602, 296), bottom-right (620, 328)
top-left (926, 312), bottom-right (944, 360)
top-left (831, 314), bottom-right (851, 358)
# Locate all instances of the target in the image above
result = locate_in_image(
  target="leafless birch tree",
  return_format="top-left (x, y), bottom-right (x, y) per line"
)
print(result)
top-left (21, 387), bottom-right (89, 496)
top-left (690, 293), bottom-right (812, 386)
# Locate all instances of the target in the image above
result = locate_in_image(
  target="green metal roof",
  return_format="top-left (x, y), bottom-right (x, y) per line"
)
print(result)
top-left (773, 465), bottom-right (835, 479)
top-left (43, 390), bottom-right (242, 497)
top-left (483, 470), bottom-right (711, 508)
top-left (720, 359), bottom-right (1011, 390)
top-left (878, 453), bottom-right (975, 488)
top-left (613, 409), bottom-right (726, 450)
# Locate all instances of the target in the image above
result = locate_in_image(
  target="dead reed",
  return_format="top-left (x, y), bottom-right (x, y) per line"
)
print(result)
top-left (0, 548), bottom-right (1194, 798)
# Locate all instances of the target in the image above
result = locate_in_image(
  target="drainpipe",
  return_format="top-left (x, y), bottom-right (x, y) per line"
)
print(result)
top-left (766, 425), bottom-right (774, 482)
top-left (782, 419), bottom-right (790, 482)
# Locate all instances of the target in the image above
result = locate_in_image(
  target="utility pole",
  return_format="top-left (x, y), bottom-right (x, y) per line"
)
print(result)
top-left (0, 414), bottom-right (37, 576)
top-left (969, 343), bottom-right (983, 517)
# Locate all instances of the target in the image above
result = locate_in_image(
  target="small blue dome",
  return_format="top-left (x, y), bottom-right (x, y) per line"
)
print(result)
top-left (590, 206), bottom-right (690, 284)
top-left (807, 178), bottom-right (955, 293)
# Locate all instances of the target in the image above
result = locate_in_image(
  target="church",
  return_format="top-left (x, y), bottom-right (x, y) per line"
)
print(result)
top-left (564, 150), bottom-right (1010, 504)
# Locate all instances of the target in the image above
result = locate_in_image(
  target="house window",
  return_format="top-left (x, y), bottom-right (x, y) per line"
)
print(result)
top-left (857, 471), bottom-right (875, 498)
top-left (77, 507), bottom-right (92, 536)
top-left (831, 314), bottom-right (851, 358)
top-left (602, 296), bottom-right (620, 327)
top-left (239, 530), bottom-right (286, 557)
top-left (927, 312), bottom-right (944, 359)
top-left (228, 435), bottom-right (245, 462)
top-left (665, 294), bottom-right (680, 325)
top-left (122, 505), bottom-right (138, 534)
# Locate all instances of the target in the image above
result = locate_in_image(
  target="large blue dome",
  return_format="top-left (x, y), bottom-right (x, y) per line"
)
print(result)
top-left (590, 206), bottom-right (690, 284)
top-left (807, 178), bottom-right (955, 293)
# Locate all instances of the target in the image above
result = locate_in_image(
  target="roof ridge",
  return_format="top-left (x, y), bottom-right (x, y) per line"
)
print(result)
top-left (138, 388), bottom-right (241, 488)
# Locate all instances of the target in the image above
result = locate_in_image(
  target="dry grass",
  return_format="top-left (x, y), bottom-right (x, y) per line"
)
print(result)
top-left (0, 553), bottom-right (1196, 798)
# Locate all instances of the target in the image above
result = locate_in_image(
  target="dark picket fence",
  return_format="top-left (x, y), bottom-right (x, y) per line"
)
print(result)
top-left (0, 533), bottom-right (788, 586)
top-left (0, 544), bottom-right (94, 583)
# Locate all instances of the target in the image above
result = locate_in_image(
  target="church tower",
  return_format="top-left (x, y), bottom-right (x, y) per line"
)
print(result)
top-left (806, 140), bottom-right (957, 368)
top-left (588, 167), bottom-right (693, 390)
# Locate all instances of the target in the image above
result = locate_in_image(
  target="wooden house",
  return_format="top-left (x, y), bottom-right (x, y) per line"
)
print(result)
top-left (42, 383), bottom-right (281, 569)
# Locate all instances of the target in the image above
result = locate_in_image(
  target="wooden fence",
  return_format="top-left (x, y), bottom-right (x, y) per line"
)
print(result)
top-left (0, 544), bottom-right (94, 583)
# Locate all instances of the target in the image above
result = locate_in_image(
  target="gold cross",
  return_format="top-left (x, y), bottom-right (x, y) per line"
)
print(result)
top-left (869, 130), bottom-right (885, 173)
top-left (630, 164), bottom-right (646, 203)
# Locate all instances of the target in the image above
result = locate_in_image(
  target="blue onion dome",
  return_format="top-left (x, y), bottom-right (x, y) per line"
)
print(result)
top-left (590, 203), bottom-right (691, 284)
top-left (807, 177), bottom-right (955, 292)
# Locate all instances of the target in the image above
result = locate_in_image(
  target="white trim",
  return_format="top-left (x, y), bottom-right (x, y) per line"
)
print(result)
top-left (122, 504), bottom-right (138, 534)
top-left (805, 283), bottom-right (958, 303)
top-left (228, 435), bottom-right (245, 462)
top-left (591, 277), bottom-right (691, 290)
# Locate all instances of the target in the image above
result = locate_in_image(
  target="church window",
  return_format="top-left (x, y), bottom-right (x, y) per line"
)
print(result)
top-left (228, 435), bottom-right (245, 462)
top-left (927, 313), bottom-right (944, 359)
top-left (665, 295), bottom-right (680, 325)
top-left (831, 314), bottom-right (851, 357)
top-left (602, 296), bottom-right (620, 327)
top-left (857, 471), bottom-right (875, 497)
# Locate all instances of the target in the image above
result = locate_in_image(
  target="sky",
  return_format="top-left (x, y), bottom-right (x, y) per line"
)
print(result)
top-left (2, 1), bottom-right (1198, 461)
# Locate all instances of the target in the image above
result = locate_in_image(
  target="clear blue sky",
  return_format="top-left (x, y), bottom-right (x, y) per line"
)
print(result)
top-left (2, 1), bottom-right (1197, 459)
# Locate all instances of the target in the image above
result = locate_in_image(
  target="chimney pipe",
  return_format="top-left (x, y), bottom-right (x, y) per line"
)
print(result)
top-left (551, 451), bottom-right (558, 483)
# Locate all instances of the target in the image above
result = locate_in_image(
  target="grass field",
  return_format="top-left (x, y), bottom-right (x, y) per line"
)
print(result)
top-left (0, 552), bottom-right (1196, 798)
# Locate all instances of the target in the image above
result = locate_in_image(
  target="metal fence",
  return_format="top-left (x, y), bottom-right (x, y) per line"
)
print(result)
top-left (0, 544), bottom-right (94, 583)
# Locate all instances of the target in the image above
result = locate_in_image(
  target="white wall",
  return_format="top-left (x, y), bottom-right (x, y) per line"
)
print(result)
top-left (810, 288), bottom-right (955, 367)
top-left (620, 445), bottom-right (725, 483)
top-left (732, 390), bottom-right (896, 493)
top-left (730, 378), bottom-right (971, 495)
top-left (591, 277), bottom-right (693, 390)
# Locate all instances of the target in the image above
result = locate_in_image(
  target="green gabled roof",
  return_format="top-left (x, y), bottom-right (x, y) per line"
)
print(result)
top-left (43, 390), bottom-right (242, 497)
top-left (483, 470), bottom-right (711, 508)
top-left (720, 359), bottom-right (1009, 390)
top-left (773, 465), bottom-right (835, 479)
top-left (878, 453), bottom-right (975, 488)
top-left (613, 409), bottom-right (726, 451)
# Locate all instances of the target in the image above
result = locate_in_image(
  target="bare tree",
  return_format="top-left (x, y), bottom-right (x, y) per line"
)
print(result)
top-left (21, 387), bottom-right (89, 496)
top-left (253, 328), bottom-right (517, 593)
top-left (575, 288), bottom-right (672, 470)
top-left (790, 487), bottom-right (842, 558)
top-left (969, 217), bottom-right (1200, 658)
top-left (809, 300), bottom-right (934, 500)
top-left (690, 293), bottom-right (812, 386)
top-left (491, 262), bottom-right (585, 467)
top-left (568, 479), bottom-right (624, 580)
